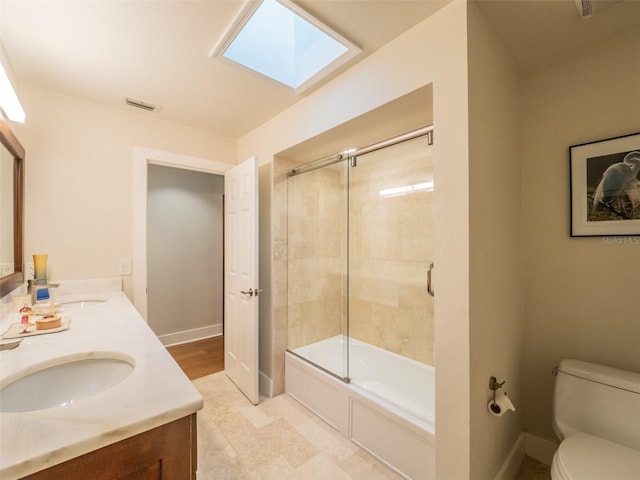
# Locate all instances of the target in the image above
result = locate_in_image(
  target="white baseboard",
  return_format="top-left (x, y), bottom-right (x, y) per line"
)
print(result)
top-left (159, 324), bottom-right (222, 346)
top-left (494, 433), bottom-right (526, 480)
top-left (495, 432), bottom-right (559, 480)
top-left (524, 432), bottom-right (558, 466)
top-left (259, 370), bottom-right (273, 398)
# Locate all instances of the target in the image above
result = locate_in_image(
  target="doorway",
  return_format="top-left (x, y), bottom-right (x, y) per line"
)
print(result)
top-left (147, 165), bottom-right (224, 344)
top-left (131, 146), bottom-right (233, 332)
top-left (132, 148), bottom-right (261, 403)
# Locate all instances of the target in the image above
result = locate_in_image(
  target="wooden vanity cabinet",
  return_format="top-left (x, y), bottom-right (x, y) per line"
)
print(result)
top-left (20, 414), bottom-right (197, 480)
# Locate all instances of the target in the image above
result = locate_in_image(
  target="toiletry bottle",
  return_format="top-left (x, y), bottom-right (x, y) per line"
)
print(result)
top-left (20, 304), bottom-right (30, 325)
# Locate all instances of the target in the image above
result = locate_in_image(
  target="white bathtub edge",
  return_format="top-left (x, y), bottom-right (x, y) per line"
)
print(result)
top-left (285, 351), bottom-right (435, 480)
top-left (285, 351), bottom-right (350, 435)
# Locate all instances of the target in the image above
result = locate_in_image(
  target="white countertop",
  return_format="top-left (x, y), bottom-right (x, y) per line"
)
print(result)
top-left (0, 279), bottom-right (204, 479)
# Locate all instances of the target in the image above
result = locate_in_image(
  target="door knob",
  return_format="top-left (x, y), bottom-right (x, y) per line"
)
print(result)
top-left (240, 288), bottom-right (264, 297)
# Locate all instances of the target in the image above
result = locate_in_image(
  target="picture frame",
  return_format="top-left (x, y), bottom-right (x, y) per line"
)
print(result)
top-left (570, 132), bottom-right (640, 237)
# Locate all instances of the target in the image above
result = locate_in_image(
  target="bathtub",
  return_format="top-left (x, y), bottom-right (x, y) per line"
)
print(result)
top-left (285, 335), bottom-right (435, 480)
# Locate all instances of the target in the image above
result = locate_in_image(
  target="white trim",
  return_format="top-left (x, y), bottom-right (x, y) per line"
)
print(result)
top-left (494, 433), bottom-right (526, 480)
top-left (494, 432), bottom-right (559, 479)
top-left (131, 146), bottom-right (234, 321)
top-left (259, 370), bottom-right (273, 398)
top-left (159, 325), bottom-right (223, 347)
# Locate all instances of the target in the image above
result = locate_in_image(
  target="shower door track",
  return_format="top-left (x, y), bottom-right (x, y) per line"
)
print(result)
top-left (286, 349), bottom-right (351, 384)
top-left (287, 124), bottom-right (433, 177)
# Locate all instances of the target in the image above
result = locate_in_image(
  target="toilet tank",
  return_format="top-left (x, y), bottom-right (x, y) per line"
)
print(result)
top-left (552, 359), bottom-right (640, 451)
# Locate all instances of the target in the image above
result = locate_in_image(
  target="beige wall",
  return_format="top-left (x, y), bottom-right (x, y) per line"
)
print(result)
top-left (240, 2), bottom-right (472, 478)
top-left (521, 27), bottom-right (640, 444)
top-left (15, 84), bottom-right (236, 299)
top-left (468, 3), bottom-right (524, 478)
top-left (267, 155), bottom-right (297, 395)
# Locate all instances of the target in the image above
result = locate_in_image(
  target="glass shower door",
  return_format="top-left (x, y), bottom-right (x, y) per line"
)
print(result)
top-left (347, 136), bottom-right (435, 377)
top-left (286, 160), bottom-right (349, 379)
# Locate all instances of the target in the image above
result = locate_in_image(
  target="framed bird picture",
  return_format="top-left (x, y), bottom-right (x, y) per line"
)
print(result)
top-left (570, 132), bottom-right (640, 237)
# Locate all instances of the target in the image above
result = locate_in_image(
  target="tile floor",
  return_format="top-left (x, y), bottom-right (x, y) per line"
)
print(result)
top-left (193, 372), bottom-right (551, 480)
top-left (515, 456), bottom-right (551, 480)
top-left (194, 371), bottom-right (403, 479)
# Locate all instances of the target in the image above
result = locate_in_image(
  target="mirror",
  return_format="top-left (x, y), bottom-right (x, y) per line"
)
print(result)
top-left (0, 118), bottom-right (24, 298)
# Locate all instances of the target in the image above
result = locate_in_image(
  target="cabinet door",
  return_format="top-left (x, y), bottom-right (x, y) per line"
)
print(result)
top-left (20, 414), bottom-right (196, 480)
top-left (117, 463), bottom-right (162, 480)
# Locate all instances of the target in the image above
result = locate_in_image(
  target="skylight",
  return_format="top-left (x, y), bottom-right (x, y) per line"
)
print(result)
top-left (212, 0), bottom-right (360, 92)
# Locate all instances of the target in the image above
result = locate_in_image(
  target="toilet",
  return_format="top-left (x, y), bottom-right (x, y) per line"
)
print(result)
top-left (551, 359), bottom-right (640, 480)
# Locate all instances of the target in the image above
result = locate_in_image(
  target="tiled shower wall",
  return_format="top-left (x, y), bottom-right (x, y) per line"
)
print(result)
top-left (287, 163), bottom-right (346, 350)
top-left (348, 139), bottom-right (434, 365)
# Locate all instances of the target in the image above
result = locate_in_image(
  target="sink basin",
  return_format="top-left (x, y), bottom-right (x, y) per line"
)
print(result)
top-left (0, 353), bottom-right (135, 412)
top-left (59, 298), bottom-right (107, 308)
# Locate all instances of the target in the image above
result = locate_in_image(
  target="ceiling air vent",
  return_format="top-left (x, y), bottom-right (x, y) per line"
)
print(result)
top-left (124, 97), bottom-right (159, 112)
top-left (574, 0), bottom-right (623, 18)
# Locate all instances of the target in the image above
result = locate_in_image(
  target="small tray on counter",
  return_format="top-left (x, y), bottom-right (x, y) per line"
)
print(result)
top-left (1, 318), bottom-right (72, 339)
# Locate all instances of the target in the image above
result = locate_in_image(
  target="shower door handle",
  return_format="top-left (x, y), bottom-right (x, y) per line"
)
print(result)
top-left (427, 263), bottom-right (435, 297)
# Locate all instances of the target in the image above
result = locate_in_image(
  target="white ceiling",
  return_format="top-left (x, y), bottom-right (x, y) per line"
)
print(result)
top-left (1, 0), bottom-right (638, 139)
top-left (0, 0), bottom-right (448, 138)
top-left (475, 0), bottom-right (640, 74)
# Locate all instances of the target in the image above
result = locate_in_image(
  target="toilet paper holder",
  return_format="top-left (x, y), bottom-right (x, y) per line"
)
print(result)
top-left (489, 376), bottom-right (506, 412)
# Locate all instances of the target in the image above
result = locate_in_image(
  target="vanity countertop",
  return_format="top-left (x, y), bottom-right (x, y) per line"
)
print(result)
top-left (0, 279), bottom-right (203, 479)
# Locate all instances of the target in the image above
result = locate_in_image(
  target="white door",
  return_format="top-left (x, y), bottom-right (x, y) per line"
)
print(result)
top-left (224, 156), bottom-right (259, 404)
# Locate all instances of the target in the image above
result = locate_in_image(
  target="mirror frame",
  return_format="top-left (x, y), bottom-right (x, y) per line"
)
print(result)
top-left (0, 117), bottom-right (25, 298)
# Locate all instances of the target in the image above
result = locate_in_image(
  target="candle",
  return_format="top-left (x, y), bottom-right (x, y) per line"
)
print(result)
top-left (33, 254), bottom-right (48, 281)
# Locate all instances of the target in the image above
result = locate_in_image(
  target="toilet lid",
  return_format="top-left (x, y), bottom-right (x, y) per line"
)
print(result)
top-left (553, 434), bottom-right (640, 480)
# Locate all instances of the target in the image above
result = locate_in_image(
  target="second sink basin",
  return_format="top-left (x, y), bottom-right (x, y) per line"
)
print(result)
top-left (0, 352), bottom-right (135, 413)
top-left (59, 298), bottom-right (107, 308)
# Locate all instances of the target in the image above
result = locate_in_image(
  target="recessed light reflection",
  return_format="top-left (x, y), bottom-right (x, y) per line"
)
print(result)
top-left (380, 181), bottom-right (433, 197)
top-left (341, 147), bottom-right (358, 155)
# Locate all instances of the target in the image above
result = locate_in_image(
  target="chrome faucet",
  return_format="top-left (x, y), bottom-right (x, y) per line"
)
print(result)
top-left (27, 279), bottom-right (60, 304)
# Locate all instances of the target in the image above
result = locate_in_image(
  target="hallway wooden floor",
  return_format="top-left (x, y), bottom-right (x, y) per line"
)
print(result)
top-left (167, 335), bottom-right (224, 380)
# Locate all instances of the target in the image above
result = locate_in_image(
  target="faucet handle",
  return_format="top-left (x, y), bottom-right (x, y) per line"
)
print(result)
top-left (29, 281), bottom-right (60, 303)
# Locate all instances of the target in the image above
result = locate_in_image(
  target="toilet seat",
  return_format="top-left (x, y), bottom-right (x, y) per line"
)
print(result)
top-left (551, 433), bottom-right (640, 480)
